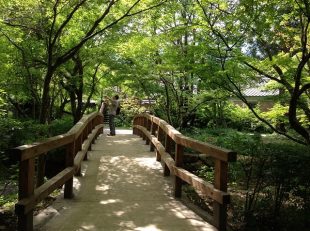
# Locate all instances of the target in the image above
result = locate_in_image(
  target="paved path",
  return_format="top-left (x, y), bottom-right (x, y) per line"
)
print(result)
top-left (35, 131), bottom-right (217, 231)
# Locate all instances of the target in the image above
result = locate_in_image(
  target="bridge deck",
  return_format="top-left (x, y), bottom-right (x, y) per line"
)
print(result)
top-left (35, 130), bottom-right (217, 231)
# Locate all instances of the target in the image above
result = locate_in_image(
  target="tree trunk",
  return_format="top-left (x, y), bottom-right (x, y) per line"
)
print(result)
top-left (40, 69), bottom-right (54, 124)
top-left (73, 56), bottom-right (84, 123)
top-left (36, 154), bottom-right (46, 187)
top-left (37, 68), bottom-right (54, 188)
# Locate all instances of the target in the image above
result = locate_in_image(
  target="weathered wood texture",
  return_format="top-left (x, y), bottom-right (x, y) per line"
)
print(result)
top-left (11, 112), bottom-right (104, 231)
top-left (133, 113), bottom-right (237, 231)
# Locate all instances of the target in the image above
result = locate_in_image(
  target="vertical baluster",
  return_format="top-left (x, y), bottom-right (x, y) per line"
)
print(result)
top-left (91, 121), bottom-right (95, 144)
top-left (64, 141), bottom-right (75, 199)
top-left (17, 157), bottom-right (35, 231)
top-left (132, 117), bottom-right (136, 135)
top-left (149, 118), bottom-right (155, 152)
top-left (174, 144), bottom-right (184, 197)
top-left (83, 128), bottom-right (88, 161)
top-left (75, 134), bottom-right (83, 176)
top-left (135, 117), bottom-right (139, 137)
top-left (142, 116), bottom-right (147, 141)
top-left (145, 117), bottom-right (151, 145)
top-left (97, 115), bottom-right (103, 138)
top-left (99, 113), bottom-right (104, 135)
top-left (164, 134), bottom-right (172, 176)
top-left (156, 126), bottom-right (163, 162)
top-left (141, 117), bottom-right (145, 137)
top-left (136, 116), bottom-right (140, 136)
top-left (213, 160), bottom-right (228, 231)
top-left (136, 117), bottom-right (141, 137)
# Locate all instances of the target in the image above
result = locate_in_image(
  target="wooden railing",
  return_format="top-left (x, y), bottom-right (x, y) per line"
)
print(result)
top-left (133, 113), bottom-right (237, 231)
top-left (11, 112), bottom-right (103, 231)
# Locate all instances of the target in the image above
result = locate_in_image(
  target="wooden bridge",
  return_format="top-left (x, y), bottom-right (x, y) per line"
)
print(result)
top-left (12, 112), bottom-right (236, 231)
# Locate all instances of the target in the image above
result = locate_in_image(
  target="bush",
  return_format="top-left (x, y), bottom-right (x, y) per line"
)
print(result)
top-left (0, 116), bottom-right (73, 152)
top-left (225, 104), bottom-right (270, 132)
top-left (115, 98), bottom-right (149, 128)
top-left (48, 116), bottom-right (73, 136)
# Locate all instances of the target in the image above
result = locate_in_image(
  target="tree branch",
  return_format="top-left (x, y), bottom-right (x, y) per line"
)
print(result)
top-left (82, 63), bottom-right (101, 114)
top-left (299, 83), bottom-right (310, 97)
top-left (54, 0), bottom-right (119, 66)
top-left (127, 0), bottom-right (168, 17)
top-left (244, 61), bottom-right (293, 92)
top-left (50, 0), bottom-right (87, 49)
top-left (48, 0), bottom-right (60, 50)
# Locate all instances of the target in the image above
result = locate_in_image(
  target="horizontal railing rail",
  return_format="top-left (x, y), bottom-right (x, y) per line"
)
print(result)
top-left (11, 112), bottom-right (103, 231)
top-left (133, 113), bottom-right (237, 231)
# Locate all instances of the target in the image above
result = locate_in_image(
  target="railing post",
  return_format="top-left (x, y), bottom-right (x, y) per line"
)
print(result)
top-left (64, 141), bottom-right (75, 199)
top-left (164, 134), bottom-right (172, 176)
top-left (17, 158), bottom-right (35, 231)
top-left (213, 160), bottom-right (228, 231)
top-left (138, 117), bottom-right (143, 137)
top-left (142, 116), bottom-right (149, 144)
top-left (75, 134), bottom-right (83, 176)
top-left (145, 117), bottom-right (151, 145)
top-left (92, 121), bottom-right (96, 144)
top-left (88, 123), bottom-right (93, 149)
top-left (96, 115), bottom-right (103, 139)
top-left (133, 117), bottom-right (137, 135)
top-left (142, 116), bottom-right (147, 141)
top-left (83, 129), bottom-right (88, 161)
top-left (174, 144), bottom-right (184, 197)
top-left (99, 114), bottom-right (104, 135)
top-left (90, 118), bottom-right (93, 132)
top-left (156, 126), bottom-right (163, 162)
top-left (135, 117), bottom-right (141, 137)
top-left (150, 120), bottom-right (156, 152)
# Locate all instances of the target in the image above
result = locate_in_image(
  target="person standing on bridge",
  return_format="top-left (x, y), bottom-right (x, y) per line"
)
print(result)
top-left (105, 94), bottom-right (120, 136)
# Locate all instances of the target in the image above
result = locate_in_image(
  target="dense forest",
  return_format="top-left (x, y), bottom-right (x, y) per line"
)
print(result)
top-left (0, 0), bottom-right (309, 230)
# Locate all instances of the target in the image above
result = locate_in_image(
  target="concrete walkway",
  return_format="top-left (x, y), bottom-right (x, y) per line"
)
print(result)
top-left (35, 130), bottom-right (217, 231)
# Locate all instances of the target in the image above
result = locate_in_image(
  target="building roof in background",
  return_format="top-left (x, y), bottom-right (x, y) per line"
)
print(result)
top-left (243, 87), bottom-right (279, 97)
top-left (140, 99), bottom-right (156, 105)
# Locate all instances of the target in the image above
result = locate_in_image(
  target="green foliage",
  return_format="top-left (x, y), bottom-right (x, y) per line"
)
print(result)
top-left (225, 105), bottom-right (261, 131)
top-left (261, 103), bottom-right (289, 127)
top-left (115, 97), bottom-right (149, 128)
top-left (0, 117), bottom-right (23, 150)
top-left (195, 165), bottom-right (214, 183)
top-left (0, 194), bottom-right (17, 208)
top-left (0, 89), bottom-right (7, 116)
top-left (48, 116), bottom-right (74, 136)
top-left (0, 116), bottom-right (73, 155)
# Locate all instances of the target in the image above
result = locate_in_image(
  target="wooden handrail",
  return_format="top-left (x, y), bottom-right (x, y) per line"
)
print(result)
top-left (11, 112), bottom-right (104, 231)
top-left (133, 113), bottom-right (237, 231)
